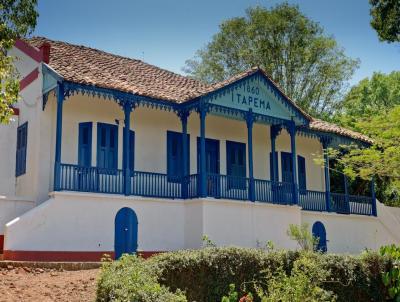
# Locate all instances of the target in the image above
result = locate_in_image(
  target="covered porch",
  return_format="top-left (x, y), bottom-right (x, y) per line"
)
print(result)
top-left (44, 67), bottom-right (376, 217)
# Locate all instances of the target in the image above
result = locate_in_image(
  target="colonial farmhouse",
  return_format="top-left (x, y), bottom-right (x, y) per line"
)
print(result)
top-left (1, 37), bottom-right (400, 261)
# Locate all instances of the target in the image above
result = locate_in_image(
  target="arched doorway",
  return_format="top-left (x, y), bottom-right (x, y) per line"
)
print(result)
top-left (312, 221), bottom-right (327, 253)
top-left (114, 207), bottom-right (138, 259)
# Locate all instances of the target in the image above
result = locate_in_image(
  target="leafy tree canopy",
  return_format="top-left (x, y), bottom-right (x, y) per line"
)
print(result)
top-left (335, 71), bottom-right (400, 130)
top-left (0, 0), bottom-right (38, 123)
top-left (370, 0), bottom-right (400, 43)
top-left (339, 106), bottom-right (400, 205)
top-left (184, 3), bottom-right (359, 118)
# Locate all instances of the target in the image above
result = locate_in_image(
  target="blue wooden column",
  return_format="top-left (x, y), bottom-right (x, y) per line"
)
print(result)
top-left (123, 101), bottom-right (133, 196)
top-left (199, 106), bottom-right (207, 197)
top-left (246, 110), bottom-right (255, 202)
top-left (321, 139), bottom-right (331, 212)
top-left (180, 111), bottom-right (189, 199)
top-left (371, 176), bottom-right (377, 216)
top-left (54, 83), bottom-right (64, 191)
top-left (288, 121), bottom-right (298, 204)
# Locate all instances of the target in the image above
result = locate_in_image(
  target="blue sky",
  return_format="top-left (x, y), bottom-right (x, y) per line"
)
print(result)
top-left (34, 0), bottom-right (400, 86)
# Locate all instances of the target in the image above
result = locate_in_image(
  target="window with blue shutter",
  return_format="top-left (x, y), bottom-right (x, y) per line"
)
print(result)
top-left (297, 155), bottom-right (307, 193)
top-left (78, 122), bottom-right (92, 167)
top-left (269, 152), bottom-right (278, 181)
top-left (281, 152), bottom-right (293, 183)
top-left (97, 123), bottom-right (118, 170)
top-left (167, 131), bottom-right (189, 182)
top-left (226, 141), bottom-right (246, 189)
top-left (123, 129), bottom-right (135, 172)
top-left (15, 122), bottom-right (28, 177)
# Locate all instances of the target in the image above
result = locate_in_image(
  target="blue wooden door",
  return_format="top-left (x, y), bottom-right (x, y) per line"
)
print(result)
top-left (312, 221), bottom-right (327, 253)
top-left (114, 207), bottom-right (138, 259)
top-left (197, 138), bottom-right (220, 197)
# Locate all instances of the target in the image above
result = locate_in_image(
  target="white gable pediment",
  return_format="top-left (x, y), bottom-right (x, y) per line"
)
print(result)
top-left (206, 71), bottom-right (308, 125)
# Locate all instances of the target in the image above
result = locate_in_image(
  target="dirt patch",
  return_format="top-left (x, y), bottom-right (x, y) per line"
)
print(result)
top-left (0, 266), bottom-right (100, 302)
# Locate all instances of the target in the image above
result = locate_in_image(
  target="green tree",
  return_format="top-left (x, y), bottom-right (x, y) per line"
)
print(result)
top-left (0, 0), bottom-right (38, 123)
top-left (370, 0), bottom-right (400, 43)
top-left (183, 3), bottom-right (359, 118)
top-left (339, 106), bottom-right (400, 206)
top-left (332, 72), bottom-right (400, 205)
top-left (336, 71), bottom-right (400, 130)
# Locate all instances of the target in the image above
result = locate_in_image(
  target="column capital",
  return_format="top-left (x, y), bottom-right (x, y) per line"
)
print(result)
top-left (177, 110), bottom-right (190, 123)
top-left (319, 136), bottom-right (332, 149)
top-left (270, 124), bottom-right (282, 140)
top-left (121, 100), bottom-right (135, 113)
top-left (246, 109), bottom-right (254, 129)
top-left (284, 120), bottom-right (296, 136)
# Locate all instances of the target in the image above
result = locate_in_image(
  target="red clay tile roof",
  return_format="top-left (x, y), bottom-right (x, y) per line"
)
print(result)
top-left (27, 37), bottom-right (211, 103)
top-left (309, 119), bottom-right (373, 144)
top-left (25, 37), bottom-right (371, 144)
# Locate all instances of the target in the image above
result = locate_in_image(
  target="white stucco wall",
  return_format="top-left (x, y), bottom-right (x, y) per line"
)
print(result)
top-left (5, 192), bottom-right (185, 252)
top-left (6, 193), bottom-right (399, 255)
top-left (7, 47), bottom-right (45, 202)
top-left (0, 197), bottom-right (34, 235)
top-left (301, 210), bottom-right (398, 254)
top-left (0, 117), bottom-right (18, 196)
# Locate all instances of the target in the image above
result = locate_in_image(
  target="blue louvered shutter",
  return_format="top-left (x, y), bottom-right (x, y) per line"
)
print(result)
top-left (269, 152), bottom-right (278, 181)
top-left (297, 155), bottom-right (306, 193)
top-left (78, 122), bottom-right (92, 167)
top-left (281, 152), bottom-right (293, 183)
top-left (97, 123), bottom-right (118, 170)
top-left (15, 122), bottom-right (28, 176)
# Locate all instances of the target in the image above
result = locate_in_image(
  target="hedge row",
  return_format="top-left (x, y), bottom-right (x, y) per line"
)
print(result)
top-left (96, 247), bottom-right (392, 302)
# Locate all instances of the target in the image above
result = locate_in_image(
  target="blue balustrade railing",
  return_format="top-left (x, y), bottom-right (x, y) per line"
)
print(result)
top-left (60, 164), bottom-right (123, 194)
top-left (187, 174), bottom-right (199, 198)
top-left (299, 190), bottom-right (327, 211)
top-left (255, 179), bottom-right (294, 205)
top-left (131, 171), bottom-right (181, 199)
top-left (207, 173), bottom-right (249, 200)
top-left (331, 193), bottom-right (350, 214)
top-left (348, 195), bottom-right (373, 216)
top-left (59, 164), bottom-right (373, 216)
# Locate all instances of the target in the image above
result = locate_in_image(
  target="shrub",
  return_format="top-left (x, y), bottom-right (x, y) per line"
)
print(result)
top-left (380, 244), bottom-right (400, 300)
top-left (97, 247), bottom-right (391, 302)
top-left (256, 252), bottom-right (336, 302)
top-left (96, 254), bottom-right (186, 302)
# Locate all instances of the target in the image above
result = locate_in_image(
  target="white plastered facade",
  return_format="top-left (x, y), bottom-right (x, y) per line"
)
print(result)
top-left (1, 45), bottom-right (400, 258)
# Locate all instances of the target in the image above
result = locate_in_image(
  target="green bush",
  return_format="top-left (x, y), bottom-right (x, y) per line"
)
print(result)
top-left (96, 247), bottom-right (392, 302)
top-left (96, 254), bottom-right (186, 302)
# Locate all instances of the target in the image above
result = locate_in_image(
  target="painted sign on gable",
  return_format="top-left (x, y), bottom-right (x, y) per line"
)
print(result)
top-left (207, 73), bottom-right (297, 122)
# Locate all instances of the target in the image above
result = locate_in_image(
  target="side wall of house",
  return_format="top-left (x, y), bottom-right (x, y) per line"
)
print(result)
top-left (6, 47), bottom-right (44, 202)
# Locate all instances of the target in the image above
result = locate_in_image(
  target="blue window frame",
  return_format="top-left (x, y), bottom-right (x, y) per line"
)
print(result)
top-left (226, 141), bottom-right (246, 189)
top-left (15, 122), bottom-right (28, 176)
top-left (297, 155), bottom-right (307, 193)
top-left (281, 152), bottom-right (293, 183)
top-left (123, 129), bottom-right (135, 172)
top-left (167, 131), bottom-right (189, 182)
top-left (78, 122), bottom-right (92, 167)
top-left (97, 123), bottom-right (118, 170)
top-left (269, 152), bottom-right (278, 181)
